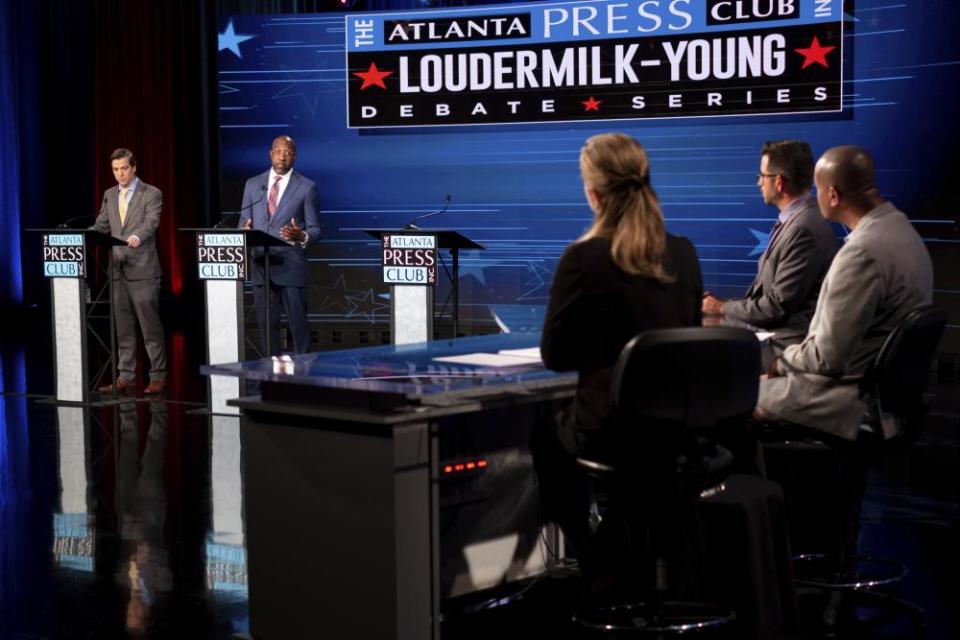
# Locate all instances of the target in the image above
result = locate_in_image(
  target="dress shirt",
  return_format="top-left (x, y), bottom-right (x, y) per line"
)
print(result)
top-left (269, 169), bottom-right (308, 246)
top-left (122, 177), bottom-right (140, 241)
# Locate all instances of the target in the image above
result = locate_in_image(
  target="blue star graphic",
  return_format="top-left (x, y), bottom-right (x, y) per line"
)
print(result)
top-left (219, 20), bottom-right (255, 59)
top-left (458, 264), bottom-right (488, 285)
top-left (747, 228), bottom-right (771, 257)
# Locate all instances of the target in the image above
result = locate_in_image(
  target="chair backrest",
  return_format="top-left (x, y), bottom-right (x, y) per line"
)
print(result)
top-left (866, 305), bottom-right (947, 444)
top-left (611, 327), bottom-right (761, 432)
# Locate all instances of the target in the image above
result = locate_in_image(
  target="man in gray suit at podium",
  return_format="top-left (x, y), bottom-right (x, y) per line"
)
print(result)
top-left (240, 135), bottom-right (321, 355)
top-left (93, 148), bottom-right (167, 394)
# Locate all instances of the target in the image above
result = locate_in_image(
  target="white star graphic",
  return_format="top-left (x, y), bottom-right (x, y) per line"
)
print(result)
top-left (219, 20), bottom-right (255, 59)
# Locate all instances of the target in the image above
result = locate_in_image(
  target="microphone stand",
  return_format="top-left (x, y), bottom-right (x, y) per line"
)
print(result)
top-left (404, 195), bottom-right (451, 230)
top-left (217, 184), bottom-right (267, 229)
top-left (57, 213), bottom-right (98, 229)
top-left (236, 183), bottom-right (275, 356)
top-left (403, 195), bottom-right (465, 336)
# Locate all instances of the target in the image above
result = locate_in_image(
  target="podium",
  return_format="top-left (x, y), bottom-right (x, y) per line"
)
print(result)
top-left (364, 229), bottom-right (484, 345)
top-left (181, 227), bottom-right (292, 414)
top-left (28, 228), bottom-right (127, 404)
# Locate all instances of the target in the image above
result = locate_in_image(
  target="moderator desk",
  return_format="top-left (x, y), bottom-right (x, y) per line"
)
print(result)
top-left (203, 333), bottom-right (576, 640)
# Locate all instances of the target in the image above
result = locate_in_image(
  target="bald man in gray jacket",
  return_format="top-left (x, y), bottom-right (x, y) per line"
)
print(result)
top-left (757, 146), bottom-right (933, 440)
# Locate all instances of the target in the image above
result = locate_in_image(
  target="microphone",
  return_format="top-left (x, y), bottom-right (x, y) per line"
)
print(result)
top-left (218, 184), bottom-right (267, 229)
top-left (59, 195), bottom-right (109, 228)
top-left (57, 213), bottom-right (97, 229)
top-left (404, 194), bottom-right (451, 230)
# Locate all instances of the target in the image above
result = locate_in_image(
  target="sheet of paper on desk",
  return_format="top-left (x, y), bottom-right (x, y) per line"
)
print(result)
top-left (756, 332), bottom-right (776, 342)
top-left (496, 347), bottom-right (542, 361)
top-left (433, 352), bottom-right (539, 367)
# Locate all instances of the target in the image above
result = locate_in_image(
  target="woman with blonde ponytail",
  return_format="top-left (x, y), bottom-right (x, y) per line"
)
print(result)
top-left (533, 133), bottom-right (703, 588)
top-left (578, 132), bottom-right (674, 283)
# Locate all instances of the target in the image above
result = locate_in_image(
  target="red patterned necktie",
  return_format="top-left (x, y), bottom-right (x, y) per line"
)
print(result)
top-left (268, 175), bottom-right (282, 218)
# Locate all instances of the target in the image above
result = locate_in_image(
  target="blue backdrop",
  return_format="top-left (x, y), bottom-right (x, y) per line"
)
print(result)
top-left (217, 1), bottom-right (959, 329)
top-left (0, 0), bottom-right (27, 307)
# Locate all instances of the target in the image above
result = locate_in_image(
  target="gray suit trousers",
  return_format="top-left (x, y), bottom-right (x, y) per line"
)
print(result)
top-left (114, 276), bottom-right (167, 382)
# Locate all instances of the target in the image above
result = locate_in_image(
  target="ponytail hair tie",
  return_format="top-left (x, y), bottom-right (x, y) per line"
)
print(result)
top-left (614, 174), bottom-right (649, 191)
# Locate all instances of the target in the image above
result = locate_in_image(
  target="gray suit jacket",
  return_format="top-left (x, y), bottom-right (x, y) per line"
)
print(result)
top-left (724, 196), bottom-right (837, 334)
top-left (758, 202), bottom-right (933, 440)
top-left (92, 179), bottom-right (163, 281)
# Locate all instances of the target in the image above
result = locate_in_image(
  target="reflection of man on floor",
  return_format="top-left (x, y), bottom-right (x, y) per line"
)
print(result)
top-left (757, 146), bottom-right (933, 440)
top-left (115, 401), bottom-right (172, 634)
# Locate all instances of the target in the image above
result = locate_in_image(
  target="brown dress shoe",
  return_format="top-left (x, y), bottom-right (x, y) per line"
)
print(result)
top-left (98, 378), bottom-right (134, 393)
top-left (144, 380), bottom-right (166, 394)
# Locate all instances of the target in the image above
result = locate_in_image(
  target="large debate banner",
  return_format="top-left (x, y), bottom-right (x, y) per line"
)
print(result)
top-left (347, 0), bottom-right (844, 128)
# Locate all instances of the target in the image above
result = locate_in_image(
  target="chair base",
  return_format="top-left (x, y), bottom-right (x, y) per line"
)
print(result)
top-left (574, 600), bottom-right (735, 636)
top-left (793, 554), bottom-right (926, 638)
top-left (793, 553), bottom-right (908, 590)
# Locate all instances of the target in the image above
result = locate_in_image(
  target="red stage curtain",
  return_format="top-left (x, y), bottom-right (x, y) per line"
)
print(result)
top-left (90, 0), bottom-right (217, 297)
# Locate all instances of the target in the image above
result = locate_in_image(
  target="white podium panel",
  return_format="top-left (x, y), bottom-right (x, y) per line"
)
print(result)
top-left (52, 278), bottom-right (87, 403)
top-left (205, 280), bottom-right (243, 415)
top-left (391, 285), bottom-right (433, 345)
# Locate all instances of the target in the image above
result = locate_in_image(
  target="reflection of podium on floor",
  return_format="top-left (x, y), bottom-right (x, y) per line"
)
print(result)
top-left (365, 229), bottom-right (484, 345)
top-left (181, 227), bottom-right (291, 414)
top-left (28, 228), bottom-right (127, 404)
top-left (53, 406), bottom-right (94, 572)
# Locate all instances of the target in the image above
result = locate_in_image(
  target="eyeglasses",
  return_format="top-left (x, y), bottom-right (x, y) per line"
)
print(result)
top-left (756, 173), bottom-right (780, 182)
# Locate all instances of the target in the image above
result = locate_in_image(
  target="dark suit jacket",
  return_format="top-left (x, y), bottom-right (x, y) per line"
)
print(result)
top-left (92, 179), bottom-right (163, 281)
top-left (541, 234), bottom-right (703, 450)
top-left (239, 170), bottom-right (322, 287)
top-left (724, 196), bottom-right (836, 334)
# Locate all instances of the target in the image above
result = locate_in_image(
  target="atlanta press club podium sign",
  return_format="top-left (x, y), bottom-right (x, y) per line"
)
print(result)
top-left (381, 232), bottom-right (437, 344)
top-left (197, 231), bottom-right (246, 280)
top-left (382, 233), bottom-right (437, 286)
top-left (43, 232), bottom-right (86, 278)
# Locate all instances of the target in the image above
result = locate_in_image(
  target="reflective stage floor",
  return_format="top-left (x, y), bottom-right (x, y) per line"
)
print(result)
top-left (1, 310), bottom-right (957, 639)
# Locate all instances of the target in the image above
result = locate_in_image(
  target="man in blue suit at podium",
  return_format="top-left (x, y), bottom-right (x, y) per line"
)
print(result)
top-left (240, 135), bottom-right (321, 355)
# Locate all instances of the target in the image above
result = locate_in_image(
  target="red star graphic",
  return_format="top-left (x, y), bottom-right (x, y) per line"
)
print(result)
top-left (794, 36), bottom-right (836, 70)
top-left (582, 96), bottom-right (602, 112)
top-left (353, 62), bottom-right (394, 90)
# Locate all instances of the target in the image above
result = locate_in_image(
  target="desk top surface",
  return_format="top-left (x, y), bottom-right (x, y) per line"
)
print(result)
top-left (202, 332), bottom-right (574, 401)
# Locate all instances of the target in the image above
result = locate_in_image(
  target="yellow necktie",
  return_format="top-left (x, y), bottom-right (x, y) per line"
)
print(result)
top-left (119, 187), bottom-right (128, 226)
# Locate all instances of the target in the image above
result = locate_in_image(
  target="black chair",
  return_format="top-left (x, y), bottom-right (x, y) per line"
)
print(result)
top-left (573, 326), bottom-right (761, 636)
top-left (762, 305), bottom-right (948, 637)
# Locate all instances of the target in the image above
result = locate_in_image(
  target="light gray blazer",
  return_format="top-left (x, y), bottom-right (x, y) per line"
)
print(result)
top-left (725, 195), bottom-right (837, 334)
top-left (757, 202), bottom-right (933, 440)
top-left (92, 179), bottom-right (163, 280)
